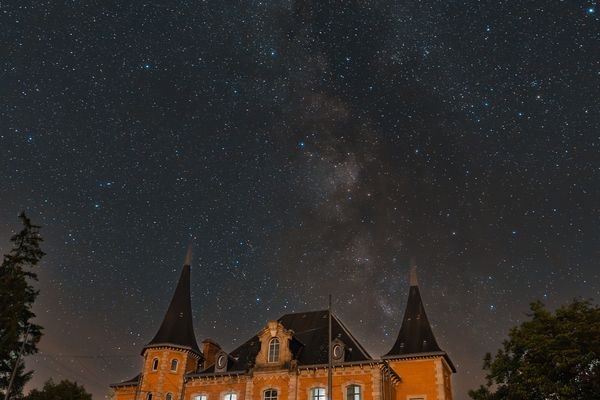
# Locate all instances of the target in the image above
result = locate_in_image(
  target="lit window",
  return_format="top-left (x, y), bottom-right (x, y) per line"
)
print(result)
top-left (264, 389), bottom-right (278, 400)
top-left (347, 385), bottom-right (361, 400)
top-left (146, 394), bottom-right (153, 400)
top-left (268, 338), bottom-right (280, 363)
top-left (311, 388), bottom-right (326, 400)
top-left (151, 358), bottom-right (159, 371)
top-left (224, 393), bottom-right (237, 400)
top-left (166, 394), bottom-right (173, 400)
top-left (170, 359), bottom-right (178, 372)
top-left (193, 396), bottom-right (207, 400)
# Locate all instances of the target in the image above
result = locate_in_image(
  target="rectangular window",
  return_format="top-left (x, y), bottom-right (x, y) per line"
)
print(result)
top-left (311, 388), bottom-right (326, 400)
top-left (346, 385), bottom-right (361, 400)
top-left (268, 338), bottom-right (280, 363)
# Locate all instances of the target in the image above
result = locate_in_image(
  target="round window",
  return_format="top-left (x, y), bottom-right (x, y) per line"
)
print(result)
top-left (333, 344), bottom-right (342, 359)
top-left (217, 354), bottom-right (226, 368)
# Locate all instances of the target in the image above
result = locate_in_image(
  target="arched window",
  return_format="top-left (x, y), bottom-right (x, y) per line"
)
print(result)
top-left (264, 389), bottom-right (278, 400)
top-left (311, 388), bottom-right (326, 400)
top-left (193, 395), bottom-right (207, 400)
top-left (151, 358), bottom-right (159, 371)
top-left (346, 385), bottom-right (361, 400)
top-left (166, 393), bottom-right (173, 400)
top-left (224, 393), bottom-right (237, 400)
top-left (146, 393), bottom-right (153, 400)
top-left (170, 359), bottom-right (178, 372)
top-left (268, 338), bottom-right (280, 363)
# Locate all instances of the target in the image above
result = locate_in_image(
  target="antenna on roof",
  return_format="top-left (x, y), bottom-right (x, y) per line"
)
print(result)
top-left (328, 294), bottom-right (332, 400)
top-left (184, 244), bottom-right (193, 266)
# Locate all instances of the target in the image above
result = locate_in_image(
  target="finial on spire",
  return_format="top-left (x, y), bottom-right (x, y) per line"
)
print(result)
top-left (184, 244), bottom-right (193, 266)
top-left (409, 263), bottom-right (418, 286)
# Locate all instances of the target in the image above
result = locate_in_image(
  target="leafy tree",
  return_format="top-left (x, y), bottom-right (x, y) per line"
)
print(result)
top-left (26, 379), bottom-right (92, 400)
top-left (469, 300), bottom-right (600, 400)
top-left (0, 213), bottom-right (45, 399)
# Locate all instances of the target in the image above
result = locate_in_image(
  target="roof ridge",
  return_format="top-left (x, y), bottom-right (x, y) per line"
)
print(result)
top-left (331, 313), bottom-right (372, 360)
top-left (278, 309), bottom-right (328, 318)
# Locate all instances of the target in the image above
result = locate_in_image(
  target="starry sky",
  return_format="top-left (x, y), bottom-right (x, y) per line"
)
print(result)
top-left (1, 1), bottom-right (599, 399)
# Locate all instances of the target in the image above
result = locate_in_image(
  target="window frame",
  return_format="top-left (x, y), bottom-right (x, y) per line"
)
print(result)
top-left (346, 384), bottom-right (362, 400)
top-left (310, 387), bottom-right (326, 400)
top-left (217, 354), bottom-right (227, 369)
top-left (170, 358), bottom-right (178, 372)
top-left (223, 392), bottom-right (238, 400)
top-left (267, 337), bottom-right (280, 363)
top-left (263, 388), bottom-right (278, 400)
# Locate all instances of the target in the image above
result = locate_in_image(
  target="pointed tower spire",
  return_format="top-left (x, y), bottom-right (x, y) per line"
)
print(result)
top-left (409, 265), bottom-right (418, 286)
top-left (184, 243), bottom-right (193, 266)
top-left (385, 264), bottom-right (453, 371)
top-left (145, 248), bottom-right (200, 354)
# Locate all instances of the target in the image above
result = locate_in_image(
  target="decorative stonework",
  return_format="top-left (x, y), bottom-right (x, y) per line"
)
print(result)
top-left (253, 321), bottom-right (295, 369)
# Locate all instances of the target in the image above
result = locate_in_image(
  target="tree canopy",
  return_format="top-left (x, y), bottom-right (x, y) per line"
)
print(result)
top-left (469, 299), bottom-right (600, 400)
top-left (0, 212), bottom-right (45, 399)
top-left (26, 379), bottom-right (92, 400)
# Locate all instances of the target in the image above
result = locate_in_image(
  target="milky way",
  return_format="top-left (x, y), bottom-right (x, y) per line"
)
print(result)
top-left (1, 1), bottom-right (599, 399)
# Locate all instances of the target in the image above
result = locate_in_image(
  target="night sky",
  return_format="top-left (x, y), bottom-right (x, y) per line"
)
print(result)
top-left (2, 1), bottom-right (599, 399)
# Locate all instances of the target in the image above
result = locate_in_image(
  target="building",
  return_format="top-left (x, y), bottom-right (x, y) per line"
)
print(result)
top-left (110, 255), bottom-right (455, 400)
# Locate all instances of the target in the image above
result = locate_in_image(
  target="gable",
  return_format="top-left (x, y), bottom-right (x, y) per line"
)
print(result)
top-left (197, 310), bottom-right (371, 374)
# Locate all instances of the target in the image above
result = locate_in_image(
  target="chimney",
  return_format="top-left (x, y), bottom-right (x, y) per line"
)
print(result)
top-left (202, 338), bottom-right (222, 369)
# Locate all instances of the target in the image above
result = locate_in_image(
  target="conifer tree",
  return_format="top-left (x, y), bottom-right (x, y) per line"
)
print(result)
top-left (0, 212), bottom-right (45, 399)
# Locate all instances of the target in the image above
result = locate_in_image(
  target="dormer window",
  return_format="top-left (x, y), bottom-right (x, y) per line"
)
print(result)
top-left (333, 344), bottom-right (342, 358)
top-left (151, 358), bottom-right (159, 371)
top-left (332, 339), bottom-right (345, 362)
top-left (217, 354), bottom-right (227, 369)
top-left (268, 337), bottom-right (280, 363)
top-left (215, 350), bottom-right (228, 372)
top-left (170, 359), bottom-right (178, 372)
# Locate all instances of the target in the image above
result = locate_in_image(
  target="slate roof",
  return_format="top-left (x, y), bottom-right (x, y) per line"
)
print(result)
top-left (384, 268), bottom-right (455, 371)
top-left (109, 374), bottom-right (140, 387)
top-left (197, 310), bottom-right (372, 374)
top-left (144, 264), bottom-right (201, 354)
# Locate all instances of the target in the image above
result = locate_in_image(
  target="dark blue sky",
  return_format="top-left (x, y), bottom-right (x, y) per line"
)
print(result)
top-left (1, 1), bottom-right (599, 399)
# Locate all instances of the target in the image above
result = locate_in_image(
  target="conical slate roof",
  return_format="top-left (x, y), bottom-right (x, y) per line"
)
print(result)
top-left (145, 256), bottom-right (201, 354)
top-left (385, 267), bottom-right (454, 371)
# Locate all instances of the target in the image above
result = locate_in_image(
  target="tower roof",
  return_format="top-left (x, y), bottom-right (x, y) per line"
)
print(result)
top-left (385, 266), bottom-right (455, 371)
top-left (145, 255), bottom-right (201, 355)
